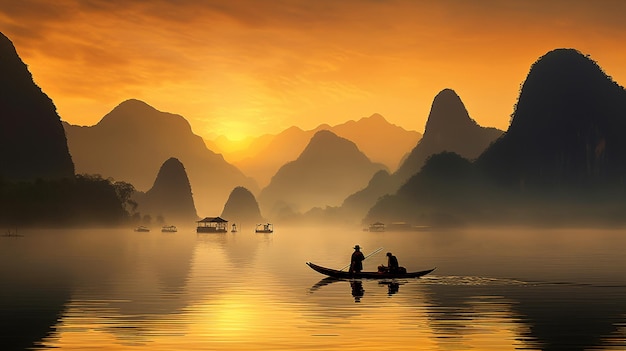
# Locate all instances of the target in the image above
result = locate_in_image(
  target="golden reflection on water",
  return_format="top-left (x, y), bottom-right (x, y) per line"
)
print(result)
top-left (32, 228), bottom-right (548, 351)
top-left (42, 292), bottom-right (533, 351)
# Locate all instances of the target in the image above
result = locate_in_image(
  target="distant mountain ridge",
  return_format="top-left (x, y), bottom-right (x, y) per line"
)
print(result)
top-left (63, 99), bottom-right (258, 215)
top-left (258, 130), bottom-right (387, 217)
top-left (229, 114), bottom-right (421, 187)
top-left (330, 113), bottom-right (422, 170)
top-left (0, 32), bottom-right (74, 181)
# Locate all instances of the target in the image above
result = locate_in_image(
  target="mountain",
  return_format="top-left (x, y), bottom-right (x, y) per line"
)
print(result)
top-left (233, 126), bottom-right (313, 188)
top-left (367, 49), bottom-right (626, 227)
top-left (258, 130), bottom-right (387, 216)
top-left (365, 151), bottom-right (480, 227)
top-left (63, 99), bottom-right (258, 215)
top-left (0, 32), bottom-right (74, 181)
top-left (395, 89), bottom-right (503, 182)
top-left (340, 169), bottom-right (397, 220)
top-left (331, 113), bottom-right (422, 171)
top-left (342, 89), bottom-right (502, 220)
top-left (220, 186), bottom-right (264, 228)
top-left (134, 158), bottom-right (198, 223)
top-left (477, 48), bottom-right (626, 191)
top-left (231, 114), bottom-right (421, 187)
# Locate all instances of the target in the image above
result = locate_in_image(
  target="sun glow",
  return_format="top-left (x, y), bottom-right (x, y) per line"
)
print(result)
top-left (5, 1), bottom-right (626, 140)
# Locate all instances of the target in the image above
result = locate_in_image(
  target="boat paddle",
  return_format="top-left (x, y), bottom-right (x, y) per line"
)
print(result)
top-left (339, 246), bottom-right (384, 271)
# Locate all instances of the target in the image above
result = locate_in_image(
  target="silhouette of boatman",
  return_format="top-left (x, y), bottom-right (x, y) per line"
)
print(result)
top-left (349, 245), bottom-right (365, 274)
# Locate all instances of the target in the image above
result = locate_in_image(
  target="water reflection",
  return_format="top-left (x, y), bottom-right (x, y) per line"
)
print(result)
top-left (195, 231), bottom-right (272, 268)
top-left (379, 280), bottom-right (401, 296)
top-left (309, 277), bottom-right (406, 302)
top-left (350, 280), bottom-right (364, 302)
top-left (308, 277), bottom-right (341, 293)
top-left (1, 227), bottom-right (625, 350)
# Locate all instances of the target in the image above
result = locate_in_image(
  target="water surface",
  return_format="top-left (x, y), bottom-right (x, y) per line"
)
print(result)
top-left (1, 227), bottom-right (625, 350)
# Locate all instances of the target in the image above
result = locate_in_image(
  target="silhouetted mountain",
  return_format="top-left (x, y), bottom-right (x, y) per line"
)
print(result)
top-left (220, 186), bottom-right (264, 228)
top-left (395, 89), bottom-right (502, 182)
top-left (477, 48), bottom-right (626, 191)
top-left (63, 99), bottom-right (258, 215)
top-left (134, 158), bottom-right (197, 223)
top-left (342, 89), bottom-right (502, 221)
top-left (365, 152), bottom-right (480, 226)
top-left (232, 114), bottom-right (420, 187)
top-left (367, 49), bottom-right (626, 227)
top-left (0, 32), bottom-right (74, 181)
top-left (258, 130), bottom-right (387, 216)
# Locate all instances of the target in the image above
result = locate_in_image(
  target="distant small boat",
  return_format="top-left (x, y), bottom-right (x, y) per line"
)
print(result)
top-left (161, 225), bottom-right (177, 233)
top-left (368, 222), bottom-right (385, 232)
top-left (255, 223), bottom-right (273, 233)
top-left (134, 225), bottom-right (150, 232)
top-left (231, 223), bottom-right (238, 232)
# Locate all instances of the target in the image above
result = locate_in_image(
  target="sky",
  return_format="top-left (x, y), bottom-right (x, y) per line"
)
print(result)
top-left (2, 0), bottom-right (626, 141)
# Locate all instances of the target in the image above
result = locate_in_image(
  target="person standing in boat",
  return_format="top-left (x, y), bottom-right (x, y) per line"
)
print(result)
top-left (349, 245), bottom-right (365, 274)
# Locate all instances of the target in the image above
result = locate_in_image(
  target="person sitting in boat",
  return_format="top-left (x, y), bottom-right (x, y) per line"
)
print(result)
top-left (349, 245), bottom-right (365, 274)
top-left (378, 252), bottom-right (399, 273)
top-left (387, 252), bottom-right (399, 273)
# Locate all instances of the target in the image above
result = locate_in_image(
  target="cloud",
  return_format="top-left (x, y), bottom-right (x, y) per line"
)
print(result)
top-left (2, 0), bottom-right (626, 137)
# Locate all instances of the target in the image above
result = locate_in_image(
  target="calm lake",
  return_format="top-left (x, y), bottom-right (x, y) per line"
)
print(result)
top-left (1, 226), bottom-right (625, 350)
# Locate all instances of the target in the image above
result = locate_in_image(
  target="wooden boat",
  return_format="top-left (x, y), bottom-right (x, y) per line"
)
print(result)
top-left (134, 225), bottom-right (150, 232)
top-left (306, 262), bottom-right (435, 279)
top-left (161, 225), bottom-right (177, 233)
top-left (255, 223), bottom-right (273, 233)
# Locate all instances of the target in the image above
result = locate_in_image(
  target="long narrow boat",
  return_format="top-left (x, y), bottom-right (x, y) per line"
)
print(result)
top-left (306, 262), bottom-right (435, 279)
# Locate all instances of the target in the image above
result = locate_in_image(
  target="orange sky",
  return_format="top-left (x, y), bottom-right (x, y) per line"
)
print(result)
top-left (2, 0), bottom-right (626, 140)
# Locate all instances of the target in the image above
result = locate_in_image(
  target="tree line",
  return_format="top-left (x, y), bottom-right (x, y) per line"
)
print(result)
top-left (0, 174), bottom-right (136, 227)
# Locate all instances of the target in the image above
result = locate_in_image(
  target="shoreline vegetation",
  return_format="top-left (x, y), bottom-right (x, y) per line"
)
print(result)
top-left (0, 174), bottom-right (135, 228)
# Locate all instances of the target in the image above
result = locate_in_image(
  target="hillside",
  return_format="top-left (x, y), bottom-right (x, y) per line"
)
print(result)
top-left (343, 89), bottom-right (502, 221)
top-left (367, 49), bottom-right (626, 227)
top-left (63, 100), bottom-right (257, 215)
top-left (0, 32), bottom-right (74, 181)
top-left (220, 186), bottom-right (264, 227)
top-left (477, 48), bottom-right (626, 190)
top-left (258, 130), bottom-right (387, 217)
top-left (231, 114), bottom-right (420, 187)
top-left (395, 89), bottom-right (503, 182)
top-left (134, 158), bottom-right (198, 223)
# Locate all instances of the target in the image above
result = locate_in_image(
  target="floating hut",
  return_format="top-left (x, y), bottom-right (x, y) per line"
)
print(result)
top-left (196, 217), bottom-right (228, 233)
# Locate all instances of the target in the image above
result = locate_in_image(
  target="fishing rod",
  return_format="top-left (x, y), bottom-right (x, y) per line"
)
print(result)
top-left (339, 246), bottom-right (384, 271)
